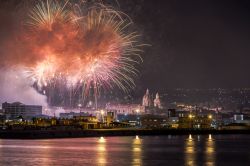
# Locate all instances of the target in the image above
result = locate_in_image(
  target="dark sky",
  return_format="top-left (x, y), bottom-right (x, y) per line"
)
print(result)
top-left (1, 0), bottom-right (250, 95)
top-left (117, 0), bottom-right (250, 91)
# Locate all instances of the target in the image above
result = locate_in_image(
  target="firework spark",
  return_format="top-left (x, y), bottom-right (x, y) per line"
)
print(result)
top-left (18, 0), bottom-right (144, 107)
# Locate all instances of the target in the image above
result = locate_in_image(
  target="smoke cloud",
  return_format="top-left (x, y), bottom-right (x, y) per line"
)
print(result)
top-left (0, 1), bottom-right (45, 106)
top-left (0, 69), bottom-right (47, 106)
top-left (0, 1), bottom-right (47, 106)
top-left (0, 0), bottom-right (141, 107)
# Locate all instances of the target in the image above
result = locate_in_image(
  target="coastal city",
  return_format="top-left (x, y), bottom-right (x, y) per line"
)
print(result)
top-left (0, 0), bottom-right (250, 165)
top-left (1, 88), bottom-right (249, 132)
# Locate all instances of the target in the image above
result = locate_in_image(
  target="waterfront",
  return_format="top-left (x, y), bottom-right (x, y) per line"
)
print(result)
top-left (0, 135), bottom-right (249, 166)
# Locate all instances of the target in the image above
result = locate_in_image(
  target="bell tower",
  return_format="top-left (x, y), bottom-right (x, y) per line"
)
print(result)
top-left (142, 89), bottom-right (152, 107)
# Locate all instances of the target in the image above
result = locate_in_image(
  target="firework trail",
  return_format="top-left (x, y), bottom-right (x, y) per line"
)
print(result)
top-left (1, 0), bottom-right (144, 108)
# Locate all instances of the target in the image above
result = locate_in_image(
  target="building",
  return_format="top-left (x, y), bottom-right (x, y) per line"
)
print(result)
top-left (176, 110), bottom-right (190, 118)
top-left (2, 102), bottom-right (42, 119)
top-left (221, 123), bottom-right (250, 130)
top-left (106, 112), bottom-right (115, 125)
top-left (154, 93), bottom-right (163, 109)
top-left (33, 115), bottom-right (99, 129)
top-left (234, 114), bottom-right (244, 121)
top-left (178, 115), bottom-right (213, 129)
top-left (167, 109), bottom-right (176, 117)
top-left (60, 112), bottom-right (90, 119)
top-left (141, 114), bottom-right (168, 128)
top-left (168, 117), bottom-right (179, 128)
top-left (116, 114), bottom-right (141, 127)
top-left (142, 89), bottom-right (152, 107)
top-left (74, 115), bottom-right (99, 129)
top-left (106, 103), bottom-right (144, 115)
top-left (0, 114), bottom-right (6, 126)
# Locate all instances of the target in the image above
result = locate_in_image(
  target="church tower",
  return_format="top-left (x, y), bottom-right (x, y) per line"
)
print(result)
top-left (154, 92), bottom-right (162, 109)
top-left (142, 89), bottom-right (152, 107)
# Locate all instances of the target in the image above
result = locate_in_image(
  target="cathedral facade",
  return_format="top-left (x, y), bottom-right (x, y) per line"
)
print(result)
top-left (142, 89), bottom-right (152, 107)
top-left (154, 93), bottom-right (163, 109)
top-left (142, 89), bottom-right (163, 109)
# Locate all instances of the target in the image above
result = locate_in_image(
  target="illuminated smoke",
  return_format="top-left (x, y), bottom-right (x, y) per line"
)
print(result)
top-left (0, 69), bottom-right (47, 106)
top-left (0, 0), bottom-right (144, 107)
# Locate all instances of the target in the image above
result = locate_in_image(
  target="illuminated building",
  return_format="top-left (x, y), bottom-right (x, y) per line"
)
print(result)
top-left (142, 89), bottom-right (152, 107)
top-left (116, 114), bottom-right (141, 126)
top-left (105, 103), bottom-right (144, 115)
top-left (60, 112), bottom-right (90, 119)
top-left (176, 110), bottom-right (190, 118)
top-left (74, 116), bottom-right (98, 129)
top-left (106, 112), bottom-right (115, 125)
top-left (2, 102), bottom-right (42, 119)
top-left (153, 92), bottom-right (163, 109)
top-left (233, 114), bottom-right (244, 121)
top-left (178, 115), bottom-right (213, 129)
top-left (33, 115), bottom-right (99, 129)
top-left (168, 117), bottom-right (179, 128)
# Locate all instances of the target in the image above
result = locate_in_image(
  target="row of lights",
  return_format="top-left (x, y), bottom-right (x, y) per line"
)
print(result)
top-left (188, 114), bottom-right (213, 119)
top-left (99, 134), bottom-right (212, 142)
top-left (99, 135), bottom-right (140, 142)
top-left (99, 109), bottom-right (140, 114)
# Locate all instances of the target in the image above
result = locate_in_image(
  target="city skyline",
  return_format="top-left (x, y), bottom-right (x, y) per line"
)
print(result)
top-left (0, 1), bottom-right (250, 165)
top-left (1, 0), bottom-right (250, 107)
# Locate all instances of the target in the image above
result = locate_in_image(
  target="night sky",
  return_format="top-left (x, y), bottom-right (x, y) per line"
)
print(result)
top-left (0, 0), bottom-right (250, 100)
top-left (117, 0), bottom-right (250, 92)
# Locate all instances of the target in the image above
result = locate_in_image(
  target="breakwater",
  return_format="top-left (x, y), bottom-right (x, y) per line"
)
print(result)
top-left (0, 129), bottom-right (250, 139)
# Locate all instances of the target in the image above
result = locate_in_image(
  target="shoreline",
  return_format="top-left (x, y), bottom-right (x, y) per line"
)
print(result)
top-left (0, 129), bottom-right (250, 139)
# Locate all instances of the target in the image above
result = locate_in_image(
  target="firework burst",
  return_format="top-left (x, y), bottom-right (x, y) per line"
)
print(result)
top-left (21, 0), bottom-right (144, 107)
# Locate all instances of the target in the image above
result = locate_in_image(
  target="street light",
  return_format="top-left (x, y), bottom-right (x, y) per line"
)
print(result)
top-left (100, 110), bottom-right (104, 115)
top-left (188, 114), bottom-right (194, 129)
top-left (208, 115), bottom-right (212, 119)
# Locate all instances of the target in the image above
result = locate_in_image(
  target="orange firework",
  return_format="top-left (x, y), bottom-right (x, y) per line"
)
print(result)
top-left (21, 0), bottom-right (144, 107)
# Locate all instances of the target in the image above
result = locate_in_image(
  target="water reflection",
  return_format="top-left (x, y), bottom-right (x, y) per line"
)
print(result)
top-left (97, 137), bottom-right (107, 165)
top-left (132, 135), bottom-right (142, 166)
top-left (185, 134), bottom-right (216, 166)
top-left (205, 134), bottom-right (216, 166)
top-left (185, 134), bottom-right (196, 166)
top-left (0, 135), bottom-right (248, 165)
top-left (40, 140), bottom-right (51, 166)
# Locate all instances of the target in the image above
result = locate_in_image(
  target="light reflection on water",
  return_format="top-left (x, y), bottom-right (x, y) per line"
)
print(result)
top-left (97, 137), bottom-right (107, 165)
top-left (132, 135), bottom-right (142, 165)
top-left (0, 135), bottom-right (249, 166)
top-left (185, 134), bottom-right (216, 166)
top-left (185, 134), bottom-right (197, 166)
top-left (40, 140), bottom-right (51, 166)
top-left (205, 134), bottom-right (215, 166)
